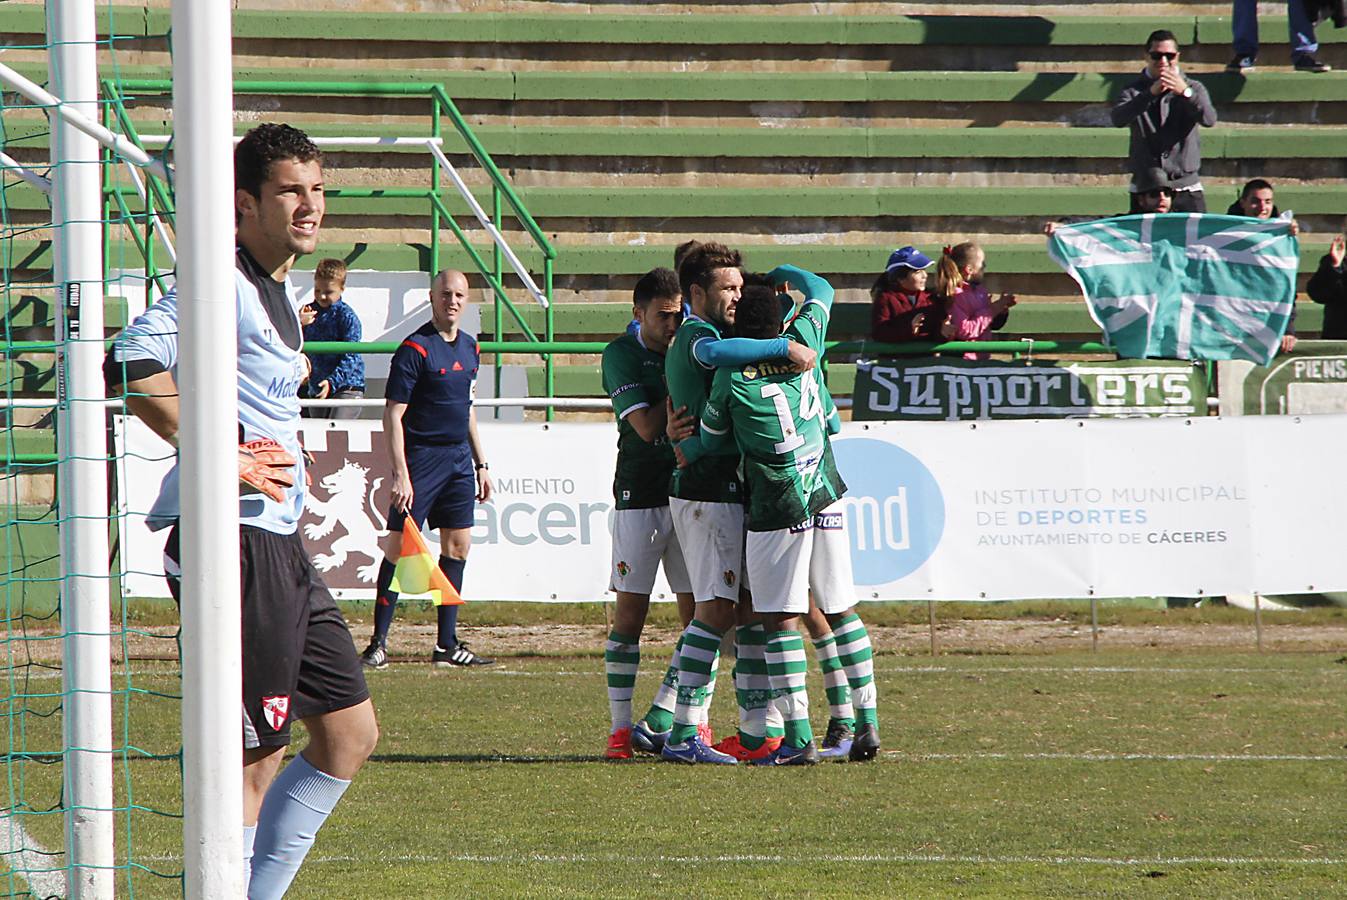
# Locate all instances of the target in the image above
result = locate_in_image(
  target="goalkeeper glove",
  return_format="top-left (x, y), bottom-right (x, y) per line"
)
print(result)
top-left (238, 438), bottom-right (296, 503)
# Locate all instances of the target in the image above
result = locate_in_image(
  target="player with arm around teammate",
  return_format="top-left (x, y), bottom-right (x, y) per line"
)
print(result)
top-left (105, 123), bottom-right (379, 897)
top-left (601, 268), bottom-right (699, 759)
top-left (678, 263), bottom-right (880, 763)
top-left (657, 242), bottom-right (818, 764)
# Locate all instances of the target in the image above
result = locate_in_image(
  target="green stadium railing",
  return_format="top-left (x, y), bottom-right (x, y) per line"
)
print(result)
top-left (97, 77), bottom-right (562, 415)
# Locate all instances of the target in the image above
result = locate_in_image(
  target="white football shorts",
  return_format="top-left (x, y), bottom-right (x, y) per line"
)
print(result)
top-left (669, 498), bottom-right (744, 603)
top-left (609, 506), bottom-right (692, 595)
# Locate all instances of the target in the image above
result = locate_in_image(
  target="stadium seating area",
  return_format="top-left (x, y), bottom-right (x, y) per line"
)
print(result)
top-left (2, 0), bottom-right (1345, 416)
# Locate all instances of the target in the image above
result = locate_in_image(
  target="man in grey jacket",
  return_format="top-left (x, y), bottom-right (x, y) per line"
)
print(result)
top-left (1110, 30), bottom-right (1218, 214)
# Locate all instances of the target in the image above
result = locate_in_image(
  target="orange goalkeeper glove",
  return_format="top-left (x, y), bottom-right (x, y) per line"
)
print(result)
top-left (238, 438), bottom-right (296, 503)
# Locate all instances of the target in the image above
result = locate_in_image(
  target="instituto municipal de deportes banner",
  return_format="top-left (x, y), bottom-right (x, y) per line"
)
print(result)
top-left (116, 415), bottom-right (1347, 602)
top-left (852, 358), bottom-right (1207, 420)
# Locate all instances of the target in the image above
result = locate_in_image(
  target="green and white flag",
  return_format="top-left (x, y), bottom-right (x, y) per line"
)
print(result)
top-left (1048, 213), bottom-right (1298, 366)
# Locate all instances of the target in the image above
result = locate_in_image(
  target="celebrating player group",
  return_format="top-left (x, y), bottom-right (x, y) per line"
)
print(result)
top-left (601, 241), bottom-right (881, 766)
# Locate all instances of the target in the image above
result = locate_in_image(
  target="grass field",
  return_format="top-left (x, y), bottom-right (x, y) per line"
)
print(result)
top-left (5, 616), bottom-right (1347, 898)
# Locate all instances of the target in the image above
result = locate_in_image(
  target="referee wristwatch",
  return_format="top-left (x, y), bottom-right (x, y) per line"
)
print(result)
top-left (475, 462), bottom-right (490, 471)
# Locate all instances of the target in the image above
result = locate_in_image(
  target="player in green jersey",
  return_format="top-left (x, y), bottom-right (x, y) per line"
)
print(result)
top-left (659, 242), bottom-right (817, 765)
top-left (600, 269), bottom-right (698, 759)
top-left (678, 263), bottom-right (881, 763)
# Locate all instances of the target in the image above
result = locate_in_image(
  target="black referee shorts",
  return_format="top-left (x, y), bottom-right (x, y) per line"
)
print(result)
top-left (164, 523), bottom-right (370, 749)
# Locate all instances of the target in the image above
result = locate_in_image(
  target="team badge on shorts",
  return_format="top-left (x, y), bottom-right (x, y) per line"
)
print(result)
top-left (723, 570), bottom-right (736, 588)
top-left (261, 695), bottom-right (291, 731)
top-left (616, 561), bottom-right (631, 578)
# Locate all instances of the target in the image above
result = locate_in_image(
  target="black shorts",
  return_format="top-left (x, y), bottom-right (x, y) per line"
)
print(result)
top-left (385, 441), bottom-right (476, 533)
top-left (164, 524), bottom-right (370, 749)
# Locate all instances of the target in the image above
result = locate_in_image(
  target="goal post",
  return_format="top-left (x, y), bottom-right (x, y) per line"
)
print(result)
top-left (170, 0), bottom-right (246, 896)
top-left (48, 0), bottom-right (114, 896)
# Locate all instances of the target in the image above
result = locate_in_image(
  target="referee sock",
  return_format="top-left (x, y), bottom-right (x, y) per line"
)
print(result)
top-left (813, 632), bottom-right (855, 728)
top-left (604, 630), bottom-right (639, 731)
top-left (371, 559), bottom-right (398, 646)
top-left (248, 754), bottom-right (351, 900)
top-left (436, 555), bottom-right (466, 648)
top-left (671, 619), bottom-right (723, 745)
top-left (834, 612), bottom-right (878, 729)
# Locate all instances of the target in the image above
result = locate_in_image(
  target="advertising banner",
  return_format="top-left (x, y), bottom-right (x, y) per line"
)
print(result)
top-left (852, 359), bottom-right (1207, 421)
top-left (117, 415), bottom-right (1347, 602)
top-left (1217, 341), bottom-right (1347, 416)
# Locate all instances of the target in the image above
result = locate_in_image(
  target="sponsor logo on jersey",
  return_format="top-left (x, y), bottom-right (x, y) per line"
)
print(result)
top-left (814, 511), bottom-right (844, 530)
top-left (789, 519), bottom-right (811, 534)
top-left (261, 695), bottom-right (290, 731)
top-left (453, 361), bottom-right (464, 371)
top-left (744, 365), bottom-right (759, 380)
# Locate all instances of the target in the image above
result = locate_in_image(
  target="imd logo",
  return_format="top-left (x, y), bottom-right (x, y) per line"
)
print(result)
top-left (832, 437), bottom-right (944, 585)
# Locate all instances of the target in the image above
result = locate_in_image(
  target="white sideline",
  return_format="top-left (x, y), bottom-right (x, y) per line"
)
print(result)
top-left (0, 809), bottom-right (66, 897)
top-left (139, 850), bottom-right (1346, 867)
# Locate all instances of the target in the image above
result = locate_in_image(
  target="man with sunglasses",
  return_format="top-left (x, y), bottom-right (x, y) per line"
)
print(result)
top-left (1111, 29), bottom-right (1217, 215)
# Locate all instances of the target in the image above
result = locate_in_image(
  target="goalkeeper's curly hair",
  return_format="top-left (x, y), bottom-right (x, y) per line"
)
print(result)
top-left (234, 123), bottom-right (322, 199)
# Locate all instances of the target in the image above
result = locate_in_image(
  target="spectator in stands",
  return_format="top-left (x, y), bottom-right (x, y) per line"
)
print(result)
top-left (870, 246), bottom-right (941, 343)
top-left (1225, 180), bottom-right (1301, 352)
top-left (1226, 179), bottom-right (1280, 218)
top-left (1226, 1), bottom-right (1332, 74)
top-left (1307, 227), bottom-right (1347, 339)
top-left (1111, 30), bottom-right (1217, 214)
top-left (934, 242), bottom-right (1016, 360)
top-left (1043, 169), bottom-right (1175, 236)
top-left (301, 258), bottom-right (365, 419)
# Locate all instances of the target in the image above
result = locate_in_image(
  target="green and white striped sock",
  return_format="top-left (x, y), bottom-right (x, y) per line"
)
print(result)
top-left (812, 632), bottom-right (854, 728)
top-left (734, 624), bottom-right (770, 750)
top-left (604, 630), bottom-right (640, 731)
top-left (641, 633), bottom-right (682, 734)
top-left (766, 630), bottom-right (812, 748)
top-left (672, 619), bottom-right (723, 744)
top-left (701, 645), bottom-right (720, 728)
top-left (834, 613), bottom-right (877, 728)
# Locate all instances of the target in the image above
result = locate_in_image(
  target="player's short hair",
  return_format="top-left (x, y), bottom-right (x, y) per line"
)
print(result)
top-left (734, 284), bottom-right (781, 340)
top-left (673, 239), bottom-right (703, 272)
top-left (633, 267), bottom-right (680, 308)
top-left (234, 124), bottom-right (322, 199)
top-left (678, 241), bottom-right (743, 301)
top-left (1240, 178), bottom-right (1274, 200)
top-left (314, 258), bottom-right (347, 283)
top-left (1146, 29), bottom-right (1178, 50)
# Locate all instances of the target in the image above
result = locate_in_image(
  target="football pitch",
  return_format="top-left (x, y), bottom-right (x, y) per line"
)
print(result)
top-left (9, 626), bottom-right (1347, 899)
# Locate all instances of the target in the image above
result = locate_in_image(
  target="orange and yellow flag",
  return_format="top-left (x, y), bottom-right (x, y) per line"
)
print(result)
top-left (388, 526), bottom-right (463, 606)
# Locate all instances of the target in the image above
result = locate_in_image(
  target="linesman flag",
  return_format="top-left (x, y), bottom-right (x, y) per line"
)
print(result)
top-left (389, 525), bottom-right (463, 606)
top-left (1048, 213), bottom-right (1298, 366)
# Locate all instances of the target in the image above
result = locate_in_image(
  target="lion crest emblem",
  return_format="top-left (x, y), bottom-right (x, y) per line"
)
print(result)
top-left (303, 461), bottom-right (385, 582)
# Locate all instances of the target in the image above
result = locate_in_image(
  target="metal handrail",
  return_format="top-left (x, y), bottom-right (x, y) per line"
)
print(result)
top-left (101, 77), bottom-right (558, 415)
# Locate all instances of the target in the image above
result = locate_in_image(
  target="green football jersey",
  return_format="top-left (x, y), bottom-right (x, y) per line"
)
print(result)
top-left (601, 333), bottom-right (675, 510)
top-left (696, 271), bottom-right (845, 530)
top-left (664, 316), bottom-right (743, 504)
top-left (702, 362), bottom-right (835, 531)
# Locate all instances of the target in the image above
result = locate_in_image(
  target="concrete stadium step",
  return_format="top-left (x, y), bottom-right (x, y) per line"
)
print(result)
top-left (11, 183), bottom-right (1347, 218)
top-left (6, 6), bottom-right (1340, 73)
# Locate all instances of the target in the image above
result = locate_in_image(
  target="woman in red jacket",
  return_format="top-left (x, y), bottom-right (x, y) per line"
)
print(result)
top-left (870, 245), bottom-right (943, 343)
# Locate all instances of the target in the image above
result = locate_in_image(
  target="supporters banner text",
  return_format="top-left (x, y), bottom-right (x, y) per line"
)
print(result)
top-left (852, 358), bottom-right (1207, 420)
